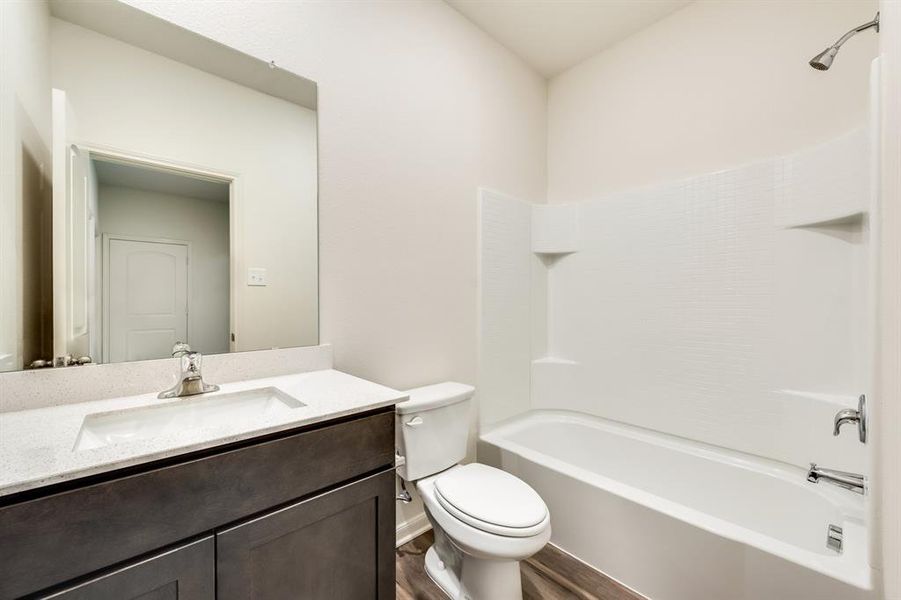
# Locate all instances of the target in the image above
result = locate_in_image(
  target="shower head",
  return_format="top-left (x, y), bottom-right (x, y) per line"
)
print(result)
top-left (809, 47), bottom-right (839, 71)
top-left (809, 12), bottom-right (879, 71)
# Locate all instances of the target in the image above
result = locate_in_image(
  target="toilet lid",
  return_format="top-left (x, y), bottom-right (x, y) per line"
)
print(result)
top-left (433, 464), bottom-right (548, 537)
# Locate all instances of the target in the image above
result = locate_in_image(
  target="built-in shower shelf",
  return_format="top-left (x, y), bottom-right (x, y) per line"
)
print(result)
top-left (773, 127), bottom-right (870, 229)
top-left (532, 204), bottom-right (579, 255)
top-left (780, 209), bottom-right (866, 230)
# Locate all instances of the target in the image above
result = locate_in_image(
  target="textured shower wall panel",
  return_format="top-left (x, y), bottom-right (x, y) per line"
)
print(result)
top-left (478, 189), bottom-right (533, 426)
top-left (544, 130), bottom-right (869, 471)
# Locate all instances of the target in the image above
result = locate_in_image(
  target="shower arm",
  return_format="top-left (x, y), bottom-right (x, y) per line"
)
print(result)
top-left (829, 13), bottom-right (880, 50)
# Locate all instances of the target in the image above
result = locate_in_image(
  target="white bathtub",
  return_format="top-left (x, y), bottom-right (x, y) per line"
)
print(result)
top-left (479, 411), bottom-right (874, 600)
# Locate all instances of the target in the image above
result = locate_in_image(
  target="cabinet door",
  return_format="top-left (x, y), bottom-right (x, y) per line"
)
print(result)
top-left (41, 537), bottom-right (214, 600)
top-left (217, 469), bottom-right (395, 600)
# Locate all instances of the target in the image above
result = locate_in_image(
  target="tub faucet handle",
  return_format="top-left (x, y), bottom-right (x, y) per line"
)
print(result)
top-left (833, 394), bottom-right (867, 444)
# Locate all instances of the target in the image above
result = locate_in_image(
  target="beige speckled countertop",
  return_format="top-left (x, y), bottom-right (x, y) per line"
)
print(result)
top-left (0, 369), bottom-right (406, 497)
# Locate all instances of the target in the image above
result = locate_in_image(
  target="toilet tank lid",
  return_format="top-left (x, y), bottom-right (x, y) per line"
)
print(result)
top-left (396, 382), bottom-right (474, 414)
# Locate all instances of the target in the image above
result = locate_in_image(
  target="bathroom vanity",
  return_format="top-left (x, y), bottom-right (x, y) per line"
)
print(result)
top-left (0, 3), bottom-right (400, 598)
top-left (0, 369), bottom-right (403, 599)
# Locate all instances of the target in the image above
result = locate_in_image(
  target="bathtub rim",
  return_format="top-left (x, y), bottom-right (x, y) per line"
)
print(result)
top-left (480, 409), bottom-right (873, 591)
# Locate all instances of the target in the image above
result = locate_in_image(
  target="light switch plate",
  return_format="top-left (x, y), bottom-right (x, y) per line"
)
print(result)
top-left (247, 267), bottom-right (267, 286)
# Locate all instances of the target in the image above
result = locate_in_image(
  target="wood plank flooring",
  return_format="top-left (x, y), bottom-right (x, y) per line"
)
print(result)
top-left (396, 531), bottom-right (646, 600)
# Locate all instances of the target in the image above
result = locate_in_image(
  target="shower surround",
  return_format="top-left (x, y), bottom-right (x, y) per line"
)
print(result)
top-left (477, 127), bottom-right (875, 599)
top-left (539, 128), bottom-right (870, 469)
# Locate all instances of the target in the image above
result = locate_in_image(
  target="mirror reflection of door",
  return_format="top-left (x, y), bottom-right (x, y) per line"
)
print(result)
top-left (51, 89), bottom-right (96, 363)
top-left (95, 158), bottom-right (231, 363)
top-left (20, 137), bottom-right (54, 369)
top-left (104, 237), bottom-right (188, 363)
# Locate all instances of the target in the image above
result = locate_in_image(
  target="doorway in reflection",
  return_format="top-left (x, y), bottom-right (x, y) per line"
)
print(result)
top-left (91, 158), bottom-right (230, 363)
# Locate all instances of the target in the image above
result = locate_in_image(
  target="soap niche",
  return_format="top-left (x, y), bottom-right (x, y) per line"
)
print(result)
top-left (532, 204), bottom-right (579, 262)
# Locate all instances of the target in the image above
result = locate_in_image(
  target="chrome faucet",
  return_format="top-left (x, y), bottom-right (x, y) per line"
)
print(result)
top-left (158, 342), bottom-right (220, 399)
top-left (833, 394), bottom-right (867, 443)
top-left (807, 463), bottom-right (865, 495)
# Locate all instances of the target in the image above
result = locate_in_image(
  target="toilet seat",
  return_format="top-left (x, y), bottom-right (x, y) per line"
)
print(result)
top-left (433, 464), bottom-right (548, 538)
top-left (417, 465), bottom-right (551, 561)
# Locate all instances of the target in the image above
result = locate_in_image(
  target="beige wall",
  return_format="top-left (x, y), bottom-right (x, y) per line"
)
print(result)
top-left (548, 0), bottom-right (878, 201)
top-left (120, 0), bottom-right (548, 389)
top-left (50, 18), bottom-right (319, 353)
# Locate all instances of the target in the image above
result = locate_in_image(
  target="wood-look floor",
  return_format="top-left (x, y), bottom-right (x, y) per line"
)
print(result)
top-left (396, 531), bottom-right (646, 600)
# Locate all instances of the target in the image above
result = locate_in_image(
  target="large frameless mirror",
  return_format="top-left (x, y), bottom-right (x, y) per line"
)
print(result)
top-left (1, 0), bottom-right (319, 373)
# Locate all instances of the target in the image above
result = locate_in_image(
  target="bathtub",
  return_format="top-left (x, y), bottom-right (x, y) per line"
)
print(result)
top-left (479, 410), bottom-right (874, 600)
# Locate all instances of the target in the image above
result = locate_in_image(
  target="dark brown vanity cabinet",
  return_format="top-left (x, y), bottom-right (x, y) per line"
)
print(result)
top-left (0, 408), bottom-right (396, 600)
top-left (217, 469), bottom-right (395, 599)
top-left (41, 537), bottom-right (216, 600)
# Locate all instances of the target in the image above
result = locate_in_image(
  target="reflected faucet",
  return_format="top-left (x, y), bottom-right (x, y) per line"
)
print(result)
top-left (158, 342), bottom-right (220, 399)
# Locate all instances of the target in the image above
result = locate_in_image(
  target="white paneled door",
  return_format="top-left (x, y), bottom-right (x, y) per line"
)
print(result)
top-left (104, 237), bottom-right (188, 363)
top-left (52, 88), bottom-right (100, 363)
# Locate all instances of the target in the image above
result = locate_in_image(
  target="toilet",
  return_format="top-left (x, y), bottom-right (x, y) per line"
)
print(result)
top-left (396, 382), bottom-right (551, 600)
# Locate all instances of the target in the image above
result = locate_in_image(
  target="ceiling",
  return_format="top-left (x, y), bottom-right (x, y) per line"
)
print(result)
top-left (93, 158), bottom-right (230, 203)
top-left (445, 0), bottom-right (691, 77)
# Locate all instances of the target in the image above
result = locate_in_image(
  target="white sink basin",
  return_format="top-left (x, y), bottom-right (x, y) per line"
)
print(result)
top-left (73, 387), bottom-right (305, 451)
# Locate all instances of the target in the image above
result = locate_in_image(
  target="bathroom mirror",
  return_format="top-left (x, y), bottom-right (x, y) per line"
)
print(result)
top-left (0, 0), bottom-right (319, 372)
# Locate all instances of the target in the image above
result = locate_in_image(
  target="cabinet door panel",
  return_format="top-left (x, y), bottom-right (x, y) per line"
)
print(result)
top-left (217, 469), bottom-right (395, 600)
top-left (40, 537), bottom-right (214, 600)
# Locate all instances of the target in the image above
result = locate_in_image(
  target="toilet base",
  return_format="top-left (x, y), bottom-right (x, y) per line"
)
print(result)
top-left (424, 545), bottom-right (524, 600)
top-left (425, 546), bottom-right (460, 599)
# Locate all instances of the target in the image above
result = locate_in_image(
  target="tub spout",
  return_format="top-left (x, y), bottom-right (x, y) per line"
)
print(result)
top-left (806, 463), bottom-right (865, 495)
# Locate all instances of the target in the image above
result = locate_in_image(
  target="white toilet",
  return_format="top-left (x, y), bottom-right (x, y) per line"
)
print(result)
top-left (396, 382), bottom-right (551, 600)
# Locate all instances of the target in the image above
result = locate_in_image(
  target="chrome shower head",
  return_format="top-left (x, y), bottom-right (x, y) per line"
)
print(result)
top-left (809, 47), bottom-right (839, 71)
top-left (809, 12), bottom-right (879, 71)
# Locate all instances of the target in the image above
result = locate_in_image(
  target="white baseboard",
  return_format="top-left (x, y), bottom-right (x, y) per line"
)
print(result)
top-left (396, 511), bottom-right (432, 547)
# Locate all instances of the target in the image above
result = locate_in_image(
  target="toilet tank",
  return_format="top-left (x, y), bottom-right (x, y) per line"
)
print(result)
top-left (395, 382), bottom-right (474, 481)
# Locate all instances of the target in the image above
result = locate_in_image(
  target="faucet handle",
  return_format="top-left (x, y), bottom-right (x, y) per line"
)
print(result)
top-left (833, 394), bottom-right (867, 444)
top-left (171, 341), bottom-right (192, 358)
top-left (832, 409), bottom-right (858, 435)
